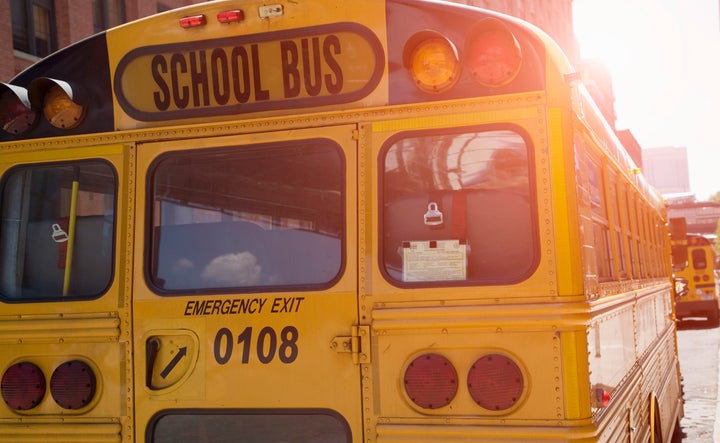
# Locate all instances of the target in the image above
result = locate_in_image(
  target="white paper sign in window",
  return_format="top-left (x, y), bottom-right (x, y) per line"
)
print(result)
top-left (402, 239), bottom-right (467, 282)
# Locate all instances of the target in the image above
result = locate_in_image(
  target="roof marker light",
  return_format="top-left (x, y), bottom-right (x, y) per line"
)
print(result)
top-left (0, 83), bottom-right (38, 135)
top-left (180, 14), bottom-right (206, 28)
top-left (218, 10), bottom-right (244, 23)
top-left (259, 5), bottom-right (283, 19)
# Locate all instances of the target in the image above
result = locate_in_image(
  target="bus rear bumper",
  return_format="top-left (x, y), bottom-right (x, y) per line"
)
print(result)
top-left (675, 299), bottom-right (719, 320)
top-left (376, 423), bottom-right (600, 442)
top-left (0, 421), bottom-right (122, 443)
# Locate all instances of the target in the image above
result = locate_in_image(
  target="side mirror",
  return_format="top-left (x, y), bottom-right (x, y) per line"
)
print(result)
top-left (674, 277), bottom-right (689, 300)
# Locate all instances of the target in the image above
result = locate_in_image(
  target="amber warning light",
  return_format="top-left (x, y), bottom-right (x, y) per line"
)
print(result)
top-left (0, 78), bottom-right (86, 136)
top-left (404, 17), bottom-right (523, 94)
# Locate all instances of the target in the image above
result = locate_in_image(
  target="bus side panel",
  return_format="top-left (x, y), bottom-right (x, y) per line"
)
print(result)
top-left (0, 145), bottom-right (133, 442)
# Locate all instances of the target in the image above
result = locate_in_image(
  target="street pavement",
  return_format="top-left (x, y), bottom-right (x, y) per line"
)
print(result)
top-left (676, 318), bottom-right (720, 442)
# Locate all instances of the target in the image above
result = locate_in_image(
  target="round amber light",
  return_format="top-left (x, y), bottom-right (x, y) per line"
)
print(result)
top-left (409, 37), bottom-right (461, 93)
top-left (43, 84), bottom-right (85, 129)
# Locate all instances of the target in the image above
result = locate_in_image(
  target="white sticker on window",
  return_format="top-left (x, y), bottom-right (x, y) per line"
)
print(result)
top-left (402, 239), bottom-right (467, 282)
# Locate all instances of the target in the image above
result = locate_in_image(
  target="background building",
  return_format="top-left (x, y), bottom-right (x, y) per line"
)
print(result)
top-left (1, 0), bottom-right (198, 81)
top-left (642, 146), bottom-right (691, 195)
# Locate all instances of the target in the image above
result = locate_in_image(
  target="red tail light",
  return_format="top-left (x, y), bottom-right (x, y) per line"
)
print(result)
top-left (404, 353), bottom-right (457, 409)
top-left (1, 362), bottom-right (46, 410)
top-left (0, 84), bottom-right (38, 135)
top-left (467, 354), bottom-right (524, 410)
top-left (466, 18), bottom-right (522, 87)
top-left (50, 360), bottom-right (96, 409)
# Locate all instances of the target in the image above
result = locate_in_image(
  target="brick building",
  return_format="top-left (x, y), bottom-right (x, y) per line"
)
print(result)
top-left (1, 0), bottom-right (198, 82)
top-left (1, 0), bottom-right (577, 83)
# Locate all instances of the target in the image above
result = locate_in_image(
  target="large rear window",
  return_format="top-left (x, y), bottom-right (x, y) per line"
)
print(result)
top-left (381, 127), bottom-right (537, 286)
top-left (147, 140), bottom-right (345, 293)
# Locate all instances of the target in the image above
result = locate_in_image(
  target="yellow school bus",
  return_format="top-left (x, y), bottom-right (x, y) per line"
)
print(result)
top-left (672, 231), bottom-right (719, 324)
top-left (0, 0), bottom-right (683, 441)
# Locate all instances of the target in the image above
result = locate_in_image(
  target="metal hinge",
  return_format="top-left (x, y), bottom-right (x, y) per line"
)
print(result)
top-left (331, 325), bottom-right (370, 364)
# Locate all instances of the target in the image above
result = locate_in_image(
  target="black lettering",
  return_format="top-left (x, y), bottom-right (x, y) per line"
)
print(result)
top-left (189, 50), bottom-right (210, 107)
top-left (214, 328), bottom-right (233, 364)
top-left (211, 48), bottom-right (231, 105)
top-left (280, 40), bottom-right (301, 98)
top-left (271, 297), bottom-right (281, 313)
top-left (184, 300), bottom-right (195, 316)
top-left (231, 46), bottom-right (251, 103)
top-left (323, 35), bottom-right (343, 94)
top-left (193, 300), bottom-right (206, 315)
top-left (152, 55), bottom-right (171, 110)
top-left (250, 44), bottom-right (270, 100)
top-left (293, 297), bottom-right (305, 312)
top-left (302, 37), bottom-right (322, 96)
top-left (171, 53), bottom-right (189, 108)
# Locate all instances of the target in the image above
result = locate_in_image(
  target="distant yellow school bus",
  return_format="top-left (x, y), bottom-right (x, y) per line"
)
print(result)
top-left (0, 1), bottom-right (683, 442)
top-left (672, 233), bottom-right (719, 324)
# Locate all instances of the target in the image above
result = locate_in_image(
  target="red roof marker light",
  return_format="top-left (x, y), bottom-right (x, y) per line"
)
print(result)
top-left (180, 14), bottom-right (206, 28)
top-left (218, 10), bottom-right (244, 24)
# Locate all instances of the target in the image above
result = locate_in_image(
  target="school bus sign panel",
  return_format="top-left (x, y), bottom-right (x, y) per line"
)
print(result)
top-left (114, 23), bottom-right (385, 123)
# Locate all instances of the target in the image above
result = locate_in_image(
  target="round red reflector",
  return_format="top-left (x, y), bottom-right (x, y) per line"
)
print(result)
top-left (1, 362), bottom-right (46, 410)
top-left (466, 19), bottom-right (522, 87)
top-left (50, 360), bottom-right (96, 409)
top-left (404, 353), bottom-right (457, 409)
top-left (467, 354), bottom-right (524, 410)
top-left (694, 275), bottom-right (700, 282)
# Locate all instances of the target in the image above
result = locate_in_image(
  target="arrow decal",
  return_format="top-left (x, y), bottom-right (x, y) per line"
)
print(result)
top-left (160, 346), bottom-right (187, 379)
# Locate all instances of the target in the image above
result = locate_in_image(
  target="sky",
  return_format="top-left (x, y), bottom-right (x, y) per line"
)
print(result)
top-left (572, 0), bottom-right (720, 200)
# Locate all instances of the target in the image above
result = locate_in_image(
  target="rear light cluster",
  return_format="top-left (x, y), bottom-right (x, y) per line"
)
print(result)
top-left (0, 78), bottom-right (85, 136)
top-left (404, 352), bottom-right (524, 412)
top-left (403, 17), bottom-right (522, 94)
top-left (693, 275), bottom-right (710, 282)
top-left (1, 360), bottom-right (96, 412)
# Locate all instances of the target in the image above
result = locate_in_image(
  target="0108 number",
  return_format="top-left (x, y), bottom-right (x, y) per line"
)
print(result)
top-left (213, 326), bottom-right (299, 365)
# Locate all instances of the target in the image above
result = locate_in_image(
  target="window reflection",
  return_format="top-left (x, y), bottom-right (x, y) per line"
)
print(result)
top-left (0, 161), bottom-right (116, 300)
top-left (149, 141), bottom-right (344, 293)
top-left (382, 128), bottom-right (536, 285)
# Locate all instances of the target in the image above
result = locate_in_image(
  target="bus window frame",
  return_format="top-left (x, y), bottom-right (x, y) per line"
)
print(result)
top-left (143, 138), bottom-right (347, 296)
top-left (0, 158), bottom-right (118, 302)
top-left (378, 123), bottom-right (539, 288)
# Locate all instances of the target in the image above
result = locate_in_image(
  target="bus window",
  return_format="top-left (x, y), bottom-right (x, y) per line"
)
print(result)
top-left (381, 128), bottom-right (536, 285)
top-left (692, 248), bottom-right (707, 269)
top-left (0, 161), bottom-right (116, 300)
top-left (149, 410), bottom-right (350, 443)
top-left (148, 140), bottom-right (344, 292)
